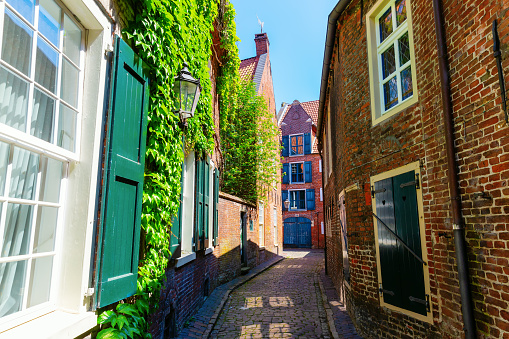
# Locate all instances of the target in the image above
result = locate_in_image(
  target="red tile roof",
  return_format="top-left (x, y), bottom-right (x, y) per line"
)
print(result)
top-left (239, 57), bottom-right (257, 81)
top-left (300, 100), bottom-right (319, 125)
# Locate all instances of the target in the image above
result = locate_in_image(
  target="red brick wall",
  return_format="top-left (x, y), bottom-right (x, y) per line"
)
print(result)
top-left (321, 0), bottom-right (509, 338)
top-left (282, 153), bottom-right (325, 248)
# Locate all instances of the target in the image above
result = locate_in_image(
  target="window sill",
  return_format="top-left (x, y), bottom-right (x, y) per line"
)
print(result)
top-left (176, 252), bottom-right (196, 268)
top-left (1, 310), bottom-right (97, 338)
top-left (205, 247), bottom-right (214, 255)
top-left (259, 246), bottom-right (265, 251)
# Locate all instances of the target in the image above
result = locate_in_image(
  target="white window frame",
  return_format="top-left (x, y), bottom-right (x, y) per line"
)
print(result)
top-left (319, 159), bottom-right (322, 173)
top-left (0, 0), bottom-right (113, 336)
top-left (367, 0), bottom-right (418, 126)
top-left (320, 188), bottom-right (323, 201)
top-left (206, 159), bottom-right (215, 254)
top-left (272, 206), bottom-right (277, 245)
top-left (179, 151), bottom-right (196, 258)
top-left (288, 133), bottom-right (304, 157)
top-left (289, 161), bottom-right (304, 184)
top-left (288, 189), bottom-right (306, 211)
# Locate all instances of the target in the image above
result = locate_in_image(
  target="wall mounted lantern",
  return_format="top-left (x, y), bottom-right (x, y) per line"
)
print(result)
top-left (174, 62), bottom-right (201, 127)
top-left (284, 199), bottom-right (290, 210)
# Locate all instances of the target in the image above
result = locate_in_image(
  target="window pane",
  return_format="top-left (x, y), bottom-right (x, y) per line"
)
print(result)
top-left (2, 9), bottom-right (33, 76)
top-left (10, 147), bottom-right (39, 200)
top-left (0, 142), bottom-right (9, 194)
top-left (61, 59), bottom-right (79, 107)
top-left (57, 104), bottom-right (76, 151)
top-left (31, 88), bottom-right (55, 142)
top-left (63, 14), bottom-right (81, 66)
top-left (38, 0), bottom-right (61, 47)
top-left (399, 33), bottom-right (410, 66)
top-left (6, 0), bottom-right (35, 24)
top-left (379, 7), bottom-right (393, 42)
top-left (0, 66), bottom-right (29, 132)
top-left (27, 256), bottom-right (53, 307)
top-left (396, 0), bottom-right (407, 26)
top-left (35, 37), bottom-right (58, 94)
top-left (383, 76), bottom-right (398, 111)
top-left (382, 45), bottom-right (396, 79)
top-left (32, 206), bottom-right (58, 253)
top-left (2, 204), bottom-right (34, 257)
top-left (401, 66), bottom-right (413, 100)
top-left (39, 157), bottom-right (62, 203)
top-left (0, 260), bottom-right (27, 317)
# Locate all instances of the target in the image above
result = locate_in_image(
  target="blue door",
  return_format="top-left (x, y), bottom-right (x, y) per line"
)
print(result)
top-left (284, 217), bottom-right (312, 248)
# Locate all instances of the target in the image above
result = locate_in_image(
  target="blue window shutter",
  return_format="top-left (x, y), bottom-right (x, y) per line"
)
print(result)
top-left (282, 190), bottom-right (288, 211)
top-left (282, 136), bottom-right (289, 157)
top-left (282, 163), bottom-right (289, 184)
top-left (306, 189), bottom-right (315, 210)
top-left (305, 161), bottom-right (312, 183)
top-left (96, 36), bottom-right (149, 308)
top-left (304, 133), bottom-right (311, 154)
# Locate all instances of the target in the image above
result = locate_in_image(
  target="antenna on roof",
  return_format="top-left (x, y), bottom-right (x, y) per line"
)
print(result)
top-left (257, 15), bottom-right (264, 33)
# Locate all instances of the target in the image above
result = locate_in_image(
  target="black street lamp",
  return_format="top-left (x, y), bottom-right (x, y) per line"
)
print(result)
top-left (174, 62), bottom-right (201, 127)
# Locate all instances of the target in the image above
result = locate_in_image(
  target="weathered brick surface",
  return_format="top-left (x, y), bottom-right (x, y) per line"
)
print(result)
top-left (320, 0), bottom-right (509, 338)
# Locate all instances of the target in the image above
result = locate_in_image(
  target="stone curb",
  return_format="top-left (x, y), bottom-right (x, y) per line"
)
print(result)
top-left (317, 271), bottom-right (340, 339)
top-left (202, 256), bottom-right (285, 339)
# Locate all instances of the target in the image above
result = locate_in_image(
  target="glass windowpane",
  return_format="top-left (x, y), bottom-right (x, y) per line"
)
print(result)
top-left (383, 76), bottom-right (399, 111)
top-left (2, 9), bottom-right (33, 76)
top-left (0, 66), bottom-right (29, 132)
top-left (32, 207), bottom-right (58, 253)
top-left (61, 59), bottom-right (79, 107)
top-left (39, 157), bottom-right (62, 203)
top-left (38, 0), bottom-right (61, 47)
top-left (63, 14), bottom-right (81, 66)
top-left (31, 89), bottom-right (55, 142)
top-left (0, 260), bottom-right (27, 317)
top-left (6, 0), bottom-right (35, 24)
top-left (35, 37), bottom-right (58, 94)
top-left (396, 0), bottom-right (407, 26)
top-left (382, 45), bottom-right (396, 79)
top-left (399, 33), bottom-right (410, 65)
top-left (379, 7), bottom-right (393, 42)
top-left (27, 256), bottom-right (53, 307)
top-left (2, 204), bottom-right (34, 257)
top-left (10, 147), bottom-right (39, 200)
top-left (57, 104), bottom-right (77, 152)
top-left (0, 142), bottom-right (9, 194)
top-left (401, 67), bottom-right (413, 100)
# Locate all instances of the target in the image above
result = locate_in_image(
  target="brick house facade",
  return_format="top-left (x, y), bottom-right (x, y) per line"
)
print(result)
top-left (318, 0), bottom-right (509, 338)
top-left (279, 100), bottom-right (325, 248)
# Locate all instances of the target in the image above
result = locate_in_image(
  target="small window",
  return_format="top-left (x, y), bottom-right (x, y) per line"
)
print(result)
top-left (258, 203), bottom-right (264, 246)
top-left (367, 0), bottom-right (417, 125)
top-left (290, 162), bottom-right (304, 183)
top-left (290, 134), bottom-right (303, 156)
top-left (273, 207), bottom-right (277, 245)
top-left (289, 190), bottom-right (306, 210)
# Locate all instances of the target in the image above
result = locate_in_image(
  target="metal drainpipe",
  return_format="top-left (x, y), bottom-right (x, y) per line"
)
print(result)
top-left (432, 0), bottom-right (476, 338)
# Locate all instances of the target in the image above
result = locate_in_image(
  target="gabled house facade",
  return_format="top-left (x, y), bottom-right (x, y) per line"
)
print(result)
top-left (318, 0), bottom-right (509, 338)
top-left (279, 100), bottom-right (324, 248)
top-left (238, 32), bottom-right (283, 263)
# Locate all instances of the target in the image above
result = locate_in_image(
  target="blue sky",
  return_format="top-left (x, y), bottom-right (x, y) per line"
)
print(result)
top-left (230, 0), bottom-right (339, 109)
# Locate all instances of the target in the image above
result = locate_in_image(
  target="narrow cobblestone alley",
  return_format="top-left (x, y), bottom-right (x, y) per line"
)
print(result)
top-left (210, 250), bottom-right (333, 338)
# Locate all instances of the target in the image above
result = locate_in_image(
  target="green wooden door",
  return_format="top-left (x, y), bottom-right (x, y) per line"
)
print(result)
top-left (97, 36), bottom-right (149, 308)
top-left (374, 171), bottom-right (427, 315)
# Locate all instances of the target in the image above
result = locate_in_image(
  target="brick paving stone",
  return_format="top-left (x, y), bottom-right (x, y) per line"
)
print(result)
top-left (210, 249), bottom-right (332, 339)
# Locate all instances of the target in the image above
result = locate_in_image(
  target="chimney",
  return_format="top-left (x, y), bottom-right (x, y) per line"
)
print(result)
top-left (255, 33), bottom-right (269, 56)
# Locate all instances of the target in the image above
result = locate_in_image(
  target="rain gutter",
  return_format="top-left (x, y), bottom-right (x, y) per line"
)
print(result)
top-left (317, 0), bottom-right (352, 141)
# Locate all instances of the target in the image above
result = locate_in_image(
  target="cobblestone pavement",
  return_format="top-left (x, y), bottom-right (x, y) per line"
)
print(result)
top-left (210, 250), bottom-right (332, 338)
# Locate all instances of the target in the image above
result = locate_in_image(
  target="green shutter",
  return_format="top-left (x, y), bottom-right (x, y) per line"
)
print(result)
top-left (96, 36), bottom-right (149, 308)
top-left (375, 171), bottom-right (427, 316)
top-left (213, 168), bottom-right (219, 245)
top-left (195, 155), bottom-right (204, 251)
top-left (203, 158), bottom-right (210, 248)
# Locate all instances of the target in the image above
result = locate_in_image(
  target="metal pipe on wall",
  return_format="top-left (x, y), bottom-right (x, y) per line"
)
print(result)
top-left (432, 0), bottom-right (476, 337)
